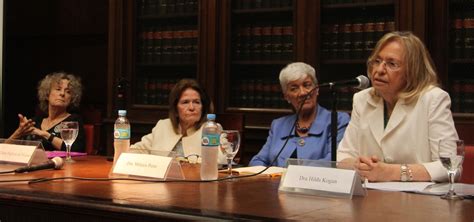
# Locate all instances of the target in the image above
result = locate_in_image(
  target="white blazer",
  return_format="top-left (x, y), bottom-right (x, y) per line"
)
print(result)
top-left (337, 86), bottom-right (458, 181)
top-left (130, 118), bottom-right (226, 164)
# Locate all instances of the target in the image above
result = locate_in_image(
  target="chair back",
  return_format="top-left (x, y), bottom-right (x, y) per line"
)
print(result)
top-left (83, 124), bottom-right (95, 154)
top-left (81, 107), bottom-right (103, 155)
top-left (461, 145), bottom-right (474, 184)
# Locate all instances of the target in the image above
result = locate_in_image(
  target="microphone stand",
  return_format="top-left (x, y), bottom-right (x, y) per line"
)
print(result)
top-left (330, 87), bottom-right (338, 161)
top-left (266, 87), bottom-right (314, 167)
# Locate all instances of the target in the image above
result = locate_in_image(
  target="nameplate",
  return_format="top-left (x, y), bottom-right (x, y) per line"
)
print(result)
top-left (0, 144), bottom-right (37, 164)
top-left (281, 165), bottom-right (357, 195)
top-left (113, 153), bottom-right (172, 179)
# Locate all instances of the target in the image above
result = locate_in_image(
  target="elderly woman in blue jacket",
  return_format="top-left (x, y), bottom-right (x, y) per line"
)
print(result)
top-left (249, 62), bottom-right (350, 167)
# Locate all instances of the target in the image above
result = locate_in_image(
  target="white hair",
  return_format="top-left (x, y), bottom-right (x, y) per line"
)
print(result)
top-left (279, 62), bottom-right (318, 92)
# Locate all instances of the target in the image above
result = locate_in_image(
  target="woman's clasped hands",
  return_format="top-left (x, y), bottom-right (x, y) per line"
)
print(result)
top-left (354, 155), bottom-right (397, 182)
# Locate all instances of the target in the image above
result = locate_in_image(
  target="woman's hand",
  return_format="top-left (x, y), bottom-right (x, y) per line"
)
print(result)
top-left (354, 156), bottom-right (398, 182)
top-left (30, 127), bottom-right (49, 139)
top-left (9, 114), bottom-right (36, 139)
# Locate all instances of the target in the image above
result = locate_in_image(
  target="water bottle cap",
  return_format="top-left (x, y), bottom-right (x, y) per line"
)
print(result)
top-left (206, 114), bottom-right (216, 120)
top-left (118, 110), bottom-right (127, 116)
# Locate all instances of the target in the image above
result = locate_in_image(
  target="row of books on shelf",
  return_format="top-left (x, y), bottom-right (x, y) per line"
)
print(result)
top-left (318, 87), bottom-right (361, 111)
top-left (230, 79), bottom-right (287, 108)
top-left (135, 77), bottom-right (180, 105)
top-left (451, 79), bottom-right (474, 113)
top-left (133, 75), bottom-right (361, 110)
top-left (229, 79), bottom-right (359, 110)
top-left (137, 26), bottom-right (198, 64)
top-left (321, 18), bottom-right (395, 60)
top-left (233, 0), bottom-right (292, 9)
top-left (450, 15), bottom-right (474, 59)
top-left (451, 0), bottom-right (474, 5)
top-left (321, 0), bottom-right (382, 4)
top-left (138, 0), bottom-right (198, 16)
top-left (233, 25), bottom-right (293, 61)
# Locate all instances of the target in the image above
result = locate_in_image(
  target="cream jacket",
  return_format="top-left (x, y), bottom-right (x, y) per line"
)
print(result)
top-left (130, 118), bottom-right (226, 164)
top-left (337, 86), bottom-right (458, 181)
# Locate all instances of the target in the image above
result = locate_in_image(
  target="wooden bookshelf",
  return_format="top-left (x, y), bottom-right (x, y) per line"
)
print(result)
top-left (106, 0), bottom-right (474, 163)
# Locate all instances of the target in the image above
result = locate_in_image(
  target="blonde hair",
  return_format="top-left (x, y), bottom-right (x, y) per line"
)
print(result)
top-left (37, 72), bottom-right (82, 113)
top-left (367, 31), bottom-right (438, 103)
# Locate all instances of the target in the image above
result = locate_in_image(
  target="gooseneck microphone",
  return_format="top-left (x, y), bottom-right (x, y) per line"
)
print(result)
top-left (265, 83), bottom-right (317, 167)
top-left (14, 157), bottom-right (64, 173)
top-left (273, 75), bottom-right (369, 164)
top-left (302, 75), bottom-right (369, 101)
top-left (318, 75), bottom-right (370, 90)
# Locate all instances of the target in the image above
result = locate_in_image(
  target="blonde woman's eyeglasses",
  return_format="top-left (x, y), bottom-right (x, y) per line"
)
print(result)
top-left (368, 58), bottom-right (402, 72)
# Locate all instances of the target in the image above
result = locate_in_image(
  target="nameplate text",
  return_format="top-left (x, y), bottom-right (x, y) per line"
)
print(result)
top-left (0, 144), bottom-right (37, 164)
top-left (282, 165), bottom-right (356, 194)
top-left (113, 153), bottom-right (172, 179)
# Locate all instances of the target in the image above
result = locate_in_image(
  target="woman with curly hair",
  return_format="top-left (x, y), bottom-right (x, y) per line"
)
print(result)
top-left (8, 72), bottom-right (85, 152)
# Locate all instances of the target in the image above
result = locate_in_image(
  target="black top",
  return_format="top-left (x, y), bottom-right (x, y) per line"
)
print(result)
top-left (24, 113), bottom-right (86, 152)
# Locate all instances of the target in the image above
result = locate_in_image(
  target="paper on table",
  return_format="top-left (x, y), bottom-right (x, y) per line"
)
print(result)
top-left (365, 182), bottom-right (435, 192)
top-left (366, 182), bottom-right (474, 197)
top-left (227, 166), bottom-right (286, 176)
top-left (420, 183), bottom-right (474, 196)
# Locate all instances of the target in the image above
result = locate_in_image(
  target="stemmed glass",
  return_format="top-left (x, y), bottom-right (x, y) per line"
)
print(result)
top-left (220, 130), bottom-right (241, 178)
top-left (60, 121), bottom-right (79, 163)
top-left (439, 139), bottom-right (465, 200)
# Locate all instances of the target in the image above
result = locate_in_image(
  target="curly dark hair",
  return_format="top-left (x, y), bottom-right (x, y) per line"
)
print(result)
top-left (37, 72), bottom-right (82, 113)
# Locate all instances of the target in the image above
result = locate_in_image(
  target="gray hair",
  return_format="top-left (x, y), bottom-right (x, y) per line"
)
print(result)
top-left (279, 62), bottom-right (318, 92)
top-left (37, 72), bottom-right (83, 113)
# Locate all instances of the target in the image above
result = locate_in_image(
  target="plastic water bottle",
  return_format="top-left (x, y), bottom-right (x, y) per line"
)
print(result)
top-left (200, 114), bottom-right (222, 180)
top-left (113, 110), bottom-right (130, 167)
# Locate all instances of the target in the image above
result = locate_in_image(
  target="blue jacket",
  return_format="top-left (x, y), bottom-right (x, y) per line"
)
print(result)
top-left (249, 105), bottom-right (350, 167)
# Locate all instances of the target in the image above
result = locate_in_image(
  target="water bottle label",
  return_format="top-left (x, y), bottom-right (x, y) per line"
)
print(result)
top-left (114, 129), bottom-right (130, 139)
top-left (201, 133), bottom-right (219, 146)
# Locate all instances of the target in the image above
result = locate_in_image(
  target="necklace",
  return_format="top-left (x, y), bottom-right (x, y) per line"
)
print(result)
top-left (296, 121), bottom-right (311, 134)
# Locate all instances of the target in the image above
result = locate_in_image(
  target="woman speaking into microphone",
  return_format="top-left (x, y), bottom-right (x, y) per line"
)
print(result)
top-left (337, 31), bottom-right (458, 182)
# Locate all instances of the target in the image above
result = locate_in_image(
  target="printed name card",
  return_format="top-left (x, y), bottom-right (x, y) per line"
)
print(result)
top-left (280, 164), bottom-right (365, 198)
top-left (0, 143), bottom-right (37, 164)
top-left (113, 153), bottom-right (172, 179)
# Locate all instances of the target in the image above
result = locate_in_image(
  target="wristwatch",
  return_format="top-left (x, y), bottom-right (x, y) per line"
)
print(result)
top-left (400, 164), bottom-right (413, 182)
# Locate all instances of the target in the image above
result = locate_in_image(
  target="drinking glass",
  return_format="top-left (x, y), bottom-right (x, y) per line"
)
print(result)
top-left (60, 121), bottom-right (79, 163)
top-left (220, 130), bottom-right (240, 178)
top-left (439, 139), bottom-right (465, 200)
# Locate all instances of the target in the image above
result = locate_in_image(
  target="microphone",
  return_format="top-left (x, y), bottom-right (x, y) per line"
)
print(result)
top-left (318, 75), bottom-right (370, 90)
top-left (14, 157), bottom-right (64, 173)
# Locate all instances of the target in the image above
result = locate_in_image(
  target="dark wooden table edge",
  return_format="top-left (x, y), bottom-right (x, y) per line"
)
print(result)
top-left (0, 184), bottom-right (281, 221)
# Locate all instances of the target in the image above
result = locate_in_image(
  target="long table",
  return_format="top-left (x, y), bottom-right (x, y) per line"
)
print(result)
top-left (0, 156), bottom-right (472, 221)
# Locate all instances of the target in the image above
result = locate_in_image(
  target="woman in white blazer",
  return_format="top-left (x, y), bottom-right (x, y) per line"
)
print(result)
top-left (130, 79), bottom-right (225, 163)
top-left (337, 31), bottom-right (458, 182)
